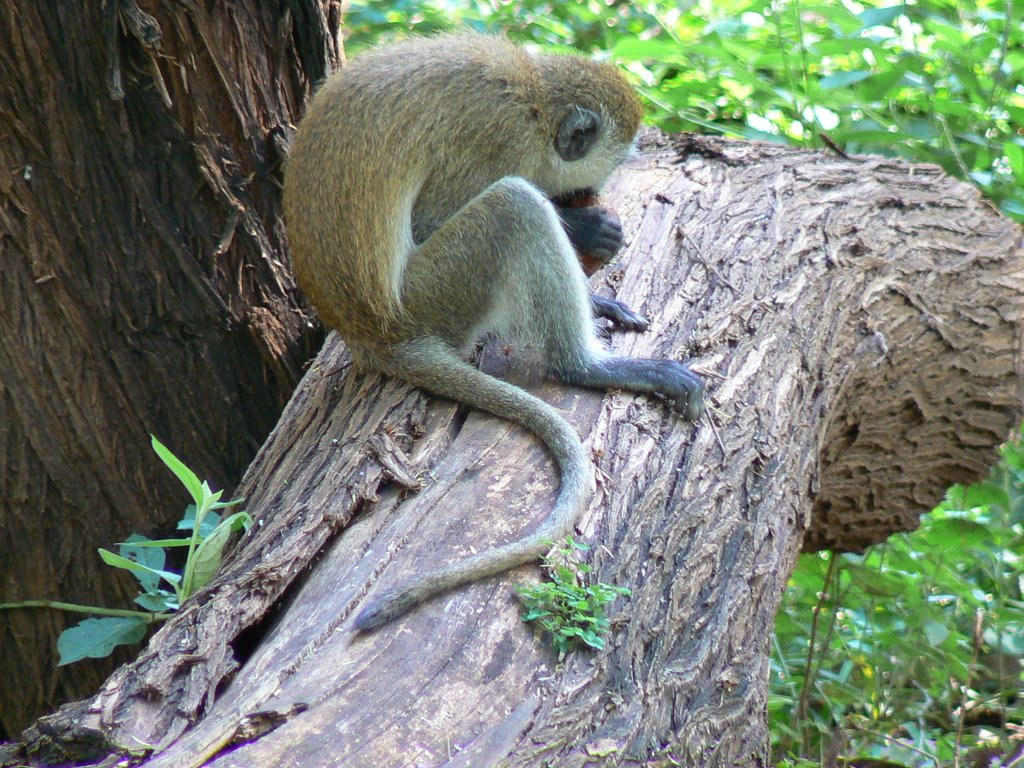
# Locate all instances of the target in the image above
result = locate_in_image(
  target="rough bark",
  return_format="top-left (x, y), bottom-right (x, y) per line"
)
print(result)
top-left (5, 133), bottom-right (1023, 768)
top-left (0, 0), bottom-right (339, 737)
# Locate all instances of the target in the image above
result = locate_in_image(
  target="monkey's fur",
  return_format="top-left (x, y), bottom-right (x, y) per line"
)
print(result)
top-left (283, 33), bottom-right (704, 631)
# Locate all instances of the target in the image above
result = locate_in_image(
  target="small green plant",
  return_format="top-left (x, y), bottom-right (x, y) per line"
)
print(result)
top-left (0, 436), bottom-right (249, 665)
top-left (517, 536), bottom-right (630, 656)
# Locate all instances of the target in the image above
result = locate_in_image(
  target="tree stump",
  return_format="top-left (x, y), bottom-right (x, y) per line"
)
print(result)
top-left (7, 132), bottom-right (1022, 768)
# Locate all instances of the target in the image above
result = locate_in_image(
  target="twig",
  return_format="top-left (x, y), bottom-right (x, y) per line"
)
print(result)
top-left (797, 553), bottom-right (838, 723)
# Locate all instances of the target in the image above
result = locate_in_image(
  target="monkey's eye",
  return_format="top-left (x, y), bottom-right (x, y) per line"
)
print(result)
top-left (555, 106), bottom-right (600, 162)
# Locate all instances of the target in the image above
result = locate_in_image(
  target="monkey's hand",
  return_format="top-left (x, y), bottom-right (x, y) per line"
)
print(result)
top-left (591, 293), bottom-right (650, 332)
top-left (554, 199), bottom-right (623, 276)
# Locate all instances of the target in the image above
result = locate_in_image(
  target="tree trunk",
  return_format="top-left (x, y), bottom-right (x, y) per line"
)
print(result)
top-left (0, 0), bottom-right (338, 737)
top-left (5, 131), bottom-right (1021, 767)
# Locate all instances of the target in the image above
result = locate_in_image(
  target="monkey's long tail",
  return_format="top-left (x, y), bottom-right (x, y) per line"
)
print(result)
top-left (353, 337), bottom-right (593, 632)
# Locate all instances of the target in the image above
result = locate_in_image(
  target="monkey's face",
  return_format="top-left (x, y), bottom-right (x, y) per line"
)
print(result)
top-left (529, 54), bottom-right (643, 196)
top-left (536, 105), bottom-right (636, 197)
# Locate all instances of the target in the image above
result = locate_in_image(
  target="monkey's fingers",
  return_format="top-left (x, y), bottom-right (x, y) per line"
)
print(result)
top-left (666, 366), bottom-right (705, 422)
top-left (591, 294), bottom-right (650, 332)
top-left (583, 221), bottom-right (624, 262)
top-left (557, 204), bottom-right (623, 263)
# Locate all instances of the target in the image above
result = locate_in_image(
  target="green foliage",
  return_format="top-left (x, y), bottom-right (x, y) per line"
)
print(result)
top-left (517, 536), bottom-right (630, 656)
top-left (772, 431), bottom-right (1024, 766)
top-left (345, 0), bottom-right (1024, 221)
top-left (0, 437), bottom-right (249, 666)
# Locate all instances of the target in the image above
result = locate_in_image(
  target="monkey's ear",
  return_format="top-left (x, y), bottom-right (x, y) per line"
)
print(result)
top-left (555, 106), bottom-right (601, 161)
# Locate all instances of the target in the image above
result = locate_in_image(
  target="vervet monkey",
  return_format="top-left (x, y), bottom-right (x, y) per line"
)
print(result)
top-left (283, 33), bottom-right (705, 631)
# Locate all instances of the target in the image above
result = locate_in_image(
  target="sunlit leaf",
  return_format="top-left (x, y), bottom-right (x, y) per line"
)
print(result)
top-left (818, 70), bottom-right (872, 90)
top-left (98, 548), bottom-right (181, 587)
top-left (858, 6), bottom-right (905, 29)
top-left (134, 591), bottom-right (178, 613)
top-left (186, 520), bottom-right (233, 595)
top-left (923, 620), bottom-right (949, 647)
top-left (151, 435), bottom-right (204, 506)
top-left (841, 563), bottom-right (905, 597)
top-left (1004, 141), bottom-right (1024, 180)
top-left (118, 534), bottom-right (166, 592)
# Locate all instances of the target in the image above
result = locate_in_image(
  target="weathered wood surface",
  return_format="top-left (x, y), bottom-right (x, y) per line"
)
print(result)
top-left (7, 132), bottom-right (1023, 768)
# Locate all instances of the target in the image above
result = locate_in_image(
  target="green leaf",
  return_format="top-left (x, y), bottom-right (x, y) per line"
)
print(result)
top-left (98, 548), bottom-right (181, 587)
top-left (1000, 198), bottom-right (1024, 219)
top-left (200, 481), bottom-right (223, 505)
top-left (151, 435), bottom-right (204, 506)
top-left (983, 622), bottom-right (1024, 655)
top-left (57, 617), bottom-right (148, 666)
top-left (579, 630), bottom-right (605, 650)
top-left (1004, 141), bottom-right (1024, 180)
top-left (856, 68), bottom-right (905, 100)
top-left (177, 506), bottom-right (221, 537)
top-left (118, 534), bottom-right (166, 592)
top-left (858, 6), bottom-right (905, 29)
top-left (1007, 107), bottom-right (1024, 129)
top-left (119, 537), bottom-right (193, 548)
top-left (923, 620), bottom-right (950, 647)
top-left (186, 519), bottom-right (233, 594)
top-left (962, 481), bottom-right (1010, 512)
top-left (920, 517), bottom-right (995, 550)
top-left (134, 591), bottom-right (179, 613)
top-left (842, 562), bottom-right (905, 597)
top-left (210, 498), bottom-right (245, 512)
top-left (612, 37), bottom-right (685, 65)
top-left (811, 38), bottom-right (887, 57)
top-left (818, 71), bottom-right (872, 90)
top-left (803, 3), bottom-right (864, 29)
top-left (219, 510), bottom-right (252, 534)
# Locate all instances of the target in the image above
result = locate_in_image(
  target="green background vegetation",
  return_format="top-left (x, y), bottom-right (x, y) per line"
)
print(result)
top-left (346, 2), bottom-right (1024, 764)
top-left (346, 0), bottom-right (1024, 222)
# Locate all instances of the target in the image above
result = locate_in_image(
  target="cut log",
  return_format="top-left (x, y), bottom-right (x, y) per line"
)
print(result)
top-left (7, 131), bottom-right (1022, 768)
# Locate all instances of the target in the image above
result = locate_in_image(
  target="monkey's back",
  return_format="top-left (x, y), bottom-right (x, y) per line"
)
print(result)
top-left (283, 34), bottom-right (557, 346)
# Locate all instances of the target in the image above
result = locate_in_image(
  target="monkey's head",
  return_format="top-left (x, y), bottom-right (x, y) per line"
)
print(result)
top-left (530, 54), bottom-right (644, 197)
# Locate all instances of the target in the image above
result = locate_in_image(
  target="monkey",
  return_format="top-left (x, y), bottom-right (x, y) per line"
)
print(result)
top-left (282, 32), bottom-right (705, 632)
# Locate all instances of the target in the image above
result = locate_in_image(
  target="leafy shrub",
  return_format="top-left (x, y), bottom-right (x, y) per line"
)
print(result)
top-left (345, 0), bottom-right (1024, 220)
top-left (772, 433), bottom-right (1024, 766)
